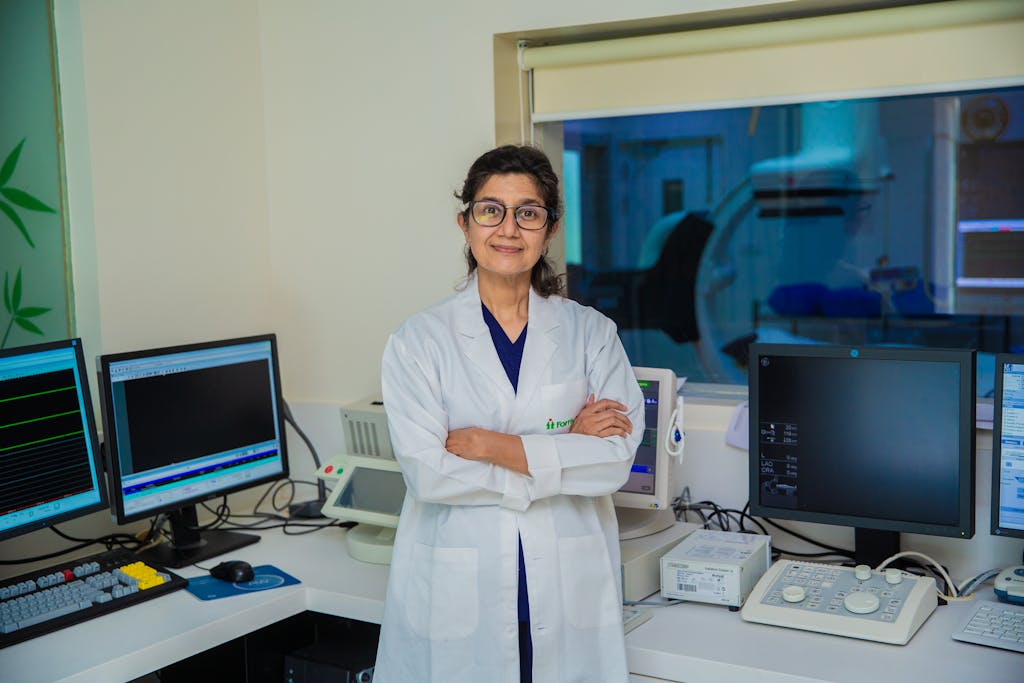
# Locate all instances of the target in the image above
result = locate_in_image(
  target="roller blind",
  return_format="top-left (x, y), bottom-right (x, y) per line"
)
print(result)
top-left (523, 0), bottom-right (1024, 122)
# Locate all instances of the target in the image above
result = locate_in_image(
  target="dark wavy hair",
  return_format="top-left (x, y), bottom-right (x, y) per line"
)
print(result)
top-left (456, 144), bottom-right (565, 297)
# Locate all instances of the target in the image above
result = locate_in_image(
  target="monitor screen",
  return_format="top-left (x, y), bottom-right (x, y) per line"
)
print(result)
top-left (992, 353), bottom-right (1024, 539)
top-left (0, 339), bottom-right (106, 542)
top-left (620, 378), bottom-right (662, 497)
top-left (99, 334), bottom-right (288, 567)
top-left (748, 344), bottom-right (975, 566)
top-left (613, 366), bottom-right (678, 539)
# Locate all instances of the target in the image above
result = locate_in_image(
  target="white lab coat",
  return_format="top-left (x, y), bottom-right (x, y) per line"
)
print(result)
top-left (373, 276), bottom-right (645, 683)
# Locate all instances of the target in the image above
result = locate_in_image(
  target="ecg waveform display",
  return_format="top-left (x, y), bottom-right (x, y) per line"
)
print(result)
top-left (0, 369), bottom-right (94, 517)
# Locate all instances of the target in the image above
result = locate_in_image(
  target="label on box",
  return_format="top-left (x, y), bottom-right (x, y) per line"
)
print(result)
top-left (670, 567), bottom-right (728, 598)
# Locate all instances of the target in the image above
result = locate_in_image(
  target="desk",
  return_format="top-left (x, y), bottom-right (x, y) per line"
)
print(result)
top-left (1, 527), bottom-right (1019, 683)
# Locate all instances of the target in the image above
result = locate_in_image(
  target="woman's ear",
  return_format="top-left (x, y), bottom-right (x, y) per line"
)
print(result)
top-left (544, 218), bottom-right (561, 248)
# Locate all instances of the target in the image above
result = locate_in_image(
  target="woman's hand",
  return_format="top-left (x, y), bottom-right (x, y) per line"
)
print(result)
top-left (446, 428), bottom-right (529, 475)
top-left (445, 427), bottom-right (488, 461)
top-left (570, 394), bottom-right (633, 438)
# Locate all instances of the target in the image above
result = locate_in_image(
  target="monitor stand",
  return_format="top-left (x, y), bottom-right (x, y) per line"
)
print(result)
top-left (854, 527), bottom-right (901, 568)
top-left (616, 507), bottom-right (676, 540)
top-left (140, 506), bottom-right (259, 569)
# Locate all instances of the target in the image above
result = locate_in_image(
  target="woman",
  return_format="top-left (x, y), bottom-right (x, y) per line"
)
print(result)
top-left (373, 145), bottom-right (644, 683)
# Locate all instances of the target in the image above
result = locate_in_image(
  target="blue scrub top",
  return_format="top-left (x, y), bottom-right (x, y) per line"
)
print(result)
top-left (481, 303), bottom-right (530, 625)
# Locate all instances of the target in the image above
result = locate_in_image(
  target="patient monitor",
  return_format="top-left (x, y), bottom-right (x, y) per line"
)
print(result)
top-left (613, 366), bottom-right (683, 539)
top-left (320, 454), bottom-right (406, 564)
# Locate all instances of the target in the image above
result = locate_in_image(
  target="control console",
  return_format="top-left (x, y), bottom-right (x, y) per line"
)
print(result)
top-left (740, 559), bottom-right (937, 645)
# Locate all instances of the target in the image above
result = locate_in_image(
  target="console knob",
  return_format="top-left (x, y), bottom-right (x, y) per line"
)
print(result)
top-left (854, 564), bottom-right (872, 581)
top-left (782, 585), bottom-right (806, 603)
top-left (844, 591), bottom-right (880, 614)
top-left (885, 568), bottom-right (903, 585)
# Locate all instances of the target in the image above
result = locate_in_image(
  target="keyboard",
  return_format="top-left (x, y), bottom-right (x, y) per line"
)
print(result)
top-left (951, 599), bottom-right (1024, 654)
top-left (740, 559), bottom-right (937, 645)
top-left (0, 547), bottom-right (188, 649)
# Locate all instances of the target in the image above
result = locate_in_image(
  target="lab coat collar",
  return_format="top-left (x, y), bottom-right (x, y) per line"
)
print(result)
top-left (454, 274), bottom-right (560, 411)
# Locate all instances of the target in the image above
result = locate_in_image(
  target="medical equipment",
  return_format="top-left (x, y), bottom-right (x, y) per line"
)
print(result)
top-left (660, 529), bottom-right (770, 609)
top-left (614, 367), bottom-right (683, 540)
top-left (741, 559), bottom-right (938, 645)
top-left (320, 454), bottom-right (405, 564)
top-left (340, 396), bottom-right (394, 459)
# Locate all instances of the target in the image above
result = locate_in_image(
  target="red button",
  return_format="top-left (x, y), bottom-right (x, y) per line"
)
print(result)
top-left (63, 569), bottom-right (74, 581)
top-left (325, 465), bottom-right (334, 474)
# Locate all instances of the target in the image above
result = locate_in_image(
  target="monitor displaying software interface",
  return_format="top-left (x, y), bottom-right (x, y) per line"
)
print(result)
top-left (750, 344), bottom-right (975, 546)
top-left (103, 339), bottom-right (287, 520)
top-left (620, 378), bottom-right (661, 497)
top-left (993, 355), bottom-right (1024, 538)
top-left (0, 339), bottom-right (105, 541)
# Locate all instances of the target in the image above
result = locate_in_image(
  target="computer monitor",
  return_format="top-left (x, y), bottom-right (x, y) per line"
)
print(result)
top-left (992, 353), bottom-right (1024, 540)
top-left (613, 366), bottom-right (679, 540)
top-left (0, 339), bottom-right (106, 542)
top-left (748, 344), bottom-right (975, 567)
top-left (99, 334), bottom-right (289, 567)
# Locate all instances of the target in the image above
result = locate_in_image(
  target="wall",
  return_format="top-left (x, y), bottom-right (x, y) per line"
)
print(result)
top-left (7, 0), bottom-right (1020, 581)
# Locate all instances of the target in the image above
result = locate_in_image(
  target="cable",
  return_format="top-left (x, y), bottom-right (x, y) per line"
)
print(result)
top-left (665, 395), bottom-right (685, 460)
top-left (0, 526), bottom-right (143, 565)
top-left (958, 568), bottom-right (1002, 597)
top-left (876, 551), bottom-right (967, 601)
top-left (280, 400), bottom-right (328, 518)
top-left (623, 599), bottom-right (684, 607)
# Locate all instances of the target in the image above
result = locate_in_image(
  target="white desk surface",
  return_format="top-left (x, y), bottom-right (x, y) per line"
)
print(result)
top-left (1, 527), bottom-right (1019, 683)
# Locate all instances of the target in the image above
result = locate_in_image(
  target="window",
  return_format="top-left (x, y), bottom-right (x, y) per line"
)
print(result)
top-left (518, 2), bottom-right (1024, 394)
top-left (545, 88), bottom-right (1024, 394)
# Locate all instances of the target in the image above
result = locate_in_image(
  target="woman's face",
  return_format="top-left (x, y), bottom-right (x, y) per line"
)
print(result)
top-left (458, 173), bottom-right (557, 283)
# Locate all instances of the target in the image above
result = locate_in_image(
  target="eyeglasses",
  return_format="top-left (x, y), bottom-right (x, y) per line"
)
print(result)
top-left (468, 200), bottom-right (557, 231)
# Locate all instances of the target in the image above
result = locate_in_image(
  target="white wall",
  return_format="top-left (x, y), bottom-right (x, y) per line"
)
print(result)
top-left (8, 0), bottom-right (1019, 581)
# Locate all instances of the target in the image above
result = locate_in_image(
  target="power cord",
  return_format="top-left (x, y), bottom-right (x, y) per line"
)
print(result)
top-left (665, 395), bottom-right (685, 460)
top-left (876, 551), bottom-right (969, 602)
top-left (280, 400), bottom-right (328, 519)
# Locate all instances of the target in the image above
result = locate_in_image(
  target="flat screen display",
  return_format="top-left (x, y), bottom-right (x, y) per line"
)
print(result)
top-left (749, 344), bottom-right (975, 544)
top-left (992, 354), bottom-right (1024, 539)
top-left (0, 339), bottom-right (105, 541)
top-left (619, 379), bottom-right (659, 496)
top-left (101, 336), bottom-right (288, 522)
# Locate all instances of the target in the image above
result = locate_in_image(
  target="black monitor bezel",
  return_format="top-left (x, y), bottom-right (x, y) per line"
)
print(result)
top-left (748, 343), bottom-right (976, 540)
top-left (991, 352), bottom-right (1024, 540)
top-left (0, 338), bottom-right (107, 542)
top-left (98, 333), bottom-right (289, 525)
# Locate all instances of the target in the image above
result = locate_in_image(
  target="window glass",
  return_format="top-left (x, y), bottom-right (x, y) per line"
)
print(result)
top-left (550, 86), bottom-right (1024, 396)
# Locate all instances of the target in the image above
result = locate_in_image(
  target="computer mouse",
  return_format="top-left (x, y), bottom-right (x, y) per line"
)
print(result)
top-left (209, 560), bottom-right (255, 583)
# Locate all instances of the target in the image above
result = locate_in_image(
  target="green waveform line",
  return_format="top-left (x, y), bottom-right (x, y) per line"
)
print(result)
top-left (0, 385), bottom-right (75, 404)
top-left (0, 429), bottom-right (84, 453)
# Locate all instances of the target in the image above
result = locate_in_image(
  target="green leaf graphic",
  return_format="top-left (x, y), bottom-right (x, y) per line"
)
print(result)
top-left (0, 199), bottom-right (34, 247)
top-left (16, 306), bottom-right (50, 318)
top-left (2, 272), bottom-right (9, 314)
top-left (15, 317), bottom-right (43, 335)
top-left (1, 187), bottom-right (55, 213)
top-left (12, 269), bottom-right (22, 311)
top-left (0, 139), bottom-right (24, 187)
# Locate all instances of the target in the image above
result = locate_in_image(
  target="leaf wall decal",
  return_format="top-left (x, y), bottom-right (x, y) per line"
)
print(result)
top-left (1, 187), bottom-right (56, 213)
top-left (0, 139), bottom-right (24, 187)
top-left (0, 199), bottom-right (34, 247)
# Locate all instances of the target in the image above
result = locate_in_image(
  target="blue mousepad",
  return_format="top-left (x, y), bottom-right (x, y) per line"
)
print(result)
top-left (185, 564), bottom-right (300, 601)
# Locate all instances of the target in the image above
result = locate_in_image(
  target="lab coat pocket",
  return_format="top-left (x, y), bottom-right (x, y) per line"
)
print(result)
top-left (541, 380), bottom-right (588, 434)
top-left (558, 533), bottom-right (619, 629)
top-left (407, 543), bottom-right (479, 641)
